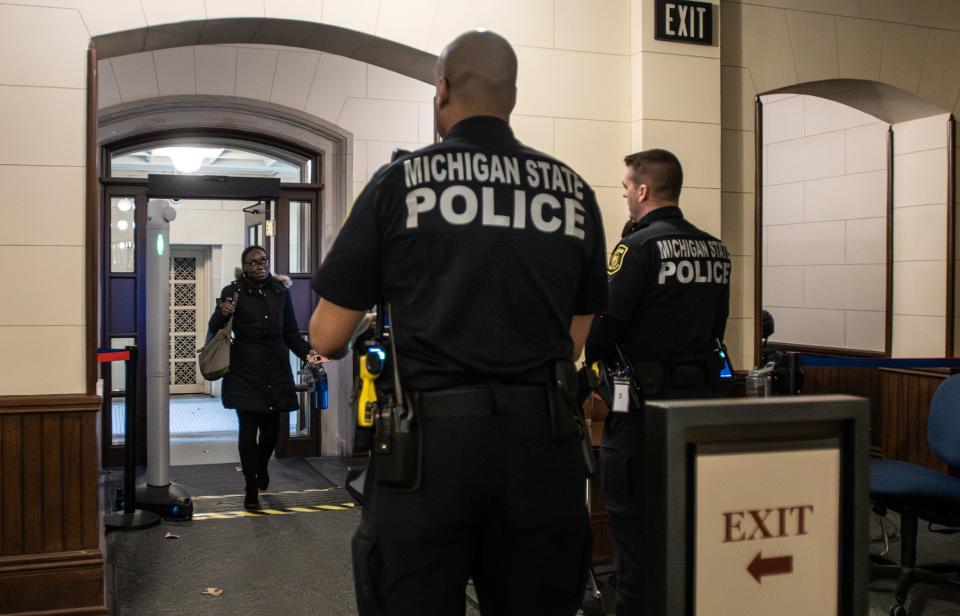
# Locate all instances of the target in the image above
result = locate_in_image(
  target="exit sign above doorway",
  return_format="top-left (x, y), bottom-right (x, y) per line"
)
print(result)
top-left (655, 0), bottom-right (714, 46)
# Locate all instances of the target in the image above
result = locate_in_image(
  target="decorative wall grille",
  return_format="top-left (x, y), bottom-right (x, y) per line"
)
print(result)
top-left (169, 252), bottom-right (204, 392)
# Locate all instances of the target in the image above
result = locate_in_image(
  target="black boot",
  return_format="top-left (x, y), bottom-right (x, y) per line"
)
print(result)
top-left (244, 484), bottom-right (260, 510)
top-left (257, 470), bottom-right (270, 491)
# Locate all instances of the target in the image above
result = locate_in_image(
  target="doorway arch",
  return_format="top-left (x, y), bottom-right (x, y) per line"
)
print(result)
top-left (99, 95), bottom-right (354, 248)
top-left (89, 16), bottom-right (442, 457)
top-left (97, 97), bottom-right (358, 458)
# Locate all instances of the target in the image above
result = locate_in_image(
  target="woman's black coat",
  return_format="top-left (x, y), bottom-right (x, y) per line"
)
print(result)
top-left (207, 272), bottom-right (312, 413)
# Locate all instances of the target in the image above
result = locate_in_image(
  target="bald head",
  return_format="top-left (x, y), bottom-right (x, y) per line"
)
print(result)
top-left (434, 30), bottom-right (518, 136)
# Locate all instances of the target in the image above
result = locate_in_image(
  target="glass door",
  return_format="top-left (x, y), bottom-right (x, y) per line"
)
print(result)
top-left (101, 185), bottom-right (148, 468)
top-left (276, 189), bottom-right (322, 458)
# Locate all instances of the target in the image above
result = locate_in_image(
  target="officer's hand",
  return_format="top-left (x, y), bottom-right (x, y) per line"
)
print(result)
top-left (306, 351), bottom-right (327, 365)
top-left (219, 298), bottom-right (236, 317)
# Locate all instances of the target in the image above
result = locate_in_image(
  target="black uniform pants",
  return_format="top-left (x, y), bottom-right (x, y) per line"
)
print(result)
top-left (599, 411), bottom-right (646, 615)
top-left (352, 411), bottom-right (590, 616)
top-left (600, 382), bottom-right (712, 616)
top-left (236, 410), bottom-right (281, 485)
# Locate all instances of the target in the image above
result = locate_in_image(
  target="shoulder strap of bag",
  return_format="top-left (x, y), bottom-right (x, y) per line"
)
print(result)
top-left (228, 290), bottom-right (239, 332)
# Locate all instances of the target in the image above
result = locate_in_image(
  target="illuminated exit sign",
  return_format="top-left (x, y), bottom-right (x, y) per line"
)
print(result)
top-left (655, 0), bottom-right (714, 46)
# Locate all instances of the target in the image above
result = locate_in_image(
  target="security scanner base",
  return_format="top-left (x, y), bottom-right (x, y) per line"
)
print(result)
top-left (136, 482), bottom-right (193, 520)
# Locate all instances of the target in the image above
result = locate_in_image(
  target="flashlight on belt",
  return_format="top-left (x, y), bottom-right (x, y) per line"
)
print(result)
top-left (357, 345), bottom-right (386, 428)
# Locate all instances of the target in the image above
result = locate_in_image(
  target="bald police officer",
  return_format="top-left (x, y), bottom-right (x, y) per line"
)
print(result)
top-left (585, 149), bottom-right (731, 615)
top-left (309, 30), bottom-right (608, 616)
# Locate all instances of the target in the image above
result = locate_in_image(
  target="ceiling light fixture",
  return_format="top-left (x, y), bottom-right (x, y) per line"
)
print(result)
top-left (152, 147), bottom-right (223, 174)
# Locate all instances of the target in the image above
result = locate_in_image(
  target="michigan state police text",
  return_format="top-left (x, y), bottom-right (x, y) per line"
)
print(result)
top-left (656, 238), bottom-right (731, 285)
top-left (403, 153), bottom-right (587, 240)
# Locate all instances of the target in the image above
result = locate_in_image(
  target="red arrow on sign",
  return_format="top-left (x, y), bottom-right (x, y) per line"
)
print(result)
top-left (747, 551), bottom-right (793, 583)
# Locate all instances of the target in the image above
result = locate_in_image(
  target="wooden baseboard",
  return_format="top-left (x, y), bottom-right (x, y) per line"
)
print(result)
top-left (2, 608), bottom-right (107, 616)
top-left (0, 394), bottom-right (100, 415)
top-left (0, 551), bottom-right (106, 615)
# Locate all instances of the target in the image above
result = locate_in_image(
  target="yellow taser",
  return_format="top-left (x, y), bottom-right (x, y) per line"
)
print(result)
top-left (357, 346), bottom-right (386, 428)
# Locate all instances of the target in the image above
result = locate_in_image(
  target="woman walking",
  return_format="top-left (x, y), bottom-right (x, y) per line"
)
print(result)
top-left (208, 245), bottom-right (322, 509)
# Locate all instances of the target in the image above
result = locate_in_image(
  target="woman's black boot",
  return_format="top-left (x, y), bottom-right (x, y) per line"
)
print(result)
top-left (257, 470), bottom-right (270, 491)
top-left (244, 484), bottom-right (260, 510)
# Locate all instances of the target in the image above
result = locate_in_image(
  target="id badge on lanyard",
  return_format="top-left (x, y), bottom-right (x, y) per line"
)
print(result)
top-left (612, 376), bottom-right (631, 413)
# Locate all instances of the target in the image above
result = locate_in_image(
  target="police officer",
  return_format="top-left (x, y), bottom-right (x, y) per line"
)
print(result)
top-left (585, 149), bottom-right (731, 615)
top-left (308, 30), bottom-right (608, 616)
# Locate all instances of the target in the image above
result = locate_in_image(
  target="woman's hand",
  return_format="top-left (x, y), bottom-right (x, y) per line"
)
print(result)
top-left (219, 298), bottom-right (236, 317)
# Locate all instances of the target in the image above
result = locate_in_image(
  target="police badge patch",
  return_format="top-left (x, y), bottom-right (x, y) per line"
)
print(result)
top-left (607, 244), bottom-right (628, 275)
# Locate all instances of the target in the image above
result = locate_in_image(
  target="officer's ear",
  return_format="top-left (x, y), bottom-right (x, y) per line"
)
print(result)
top-left (636, 182), bottom-right (650, 203)
top-left (436, 77), bottom-right (451, 110)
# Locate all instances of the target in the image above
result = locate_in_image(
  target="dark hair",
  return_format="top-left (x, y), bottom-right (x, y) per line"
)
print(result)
top-left (241, 245), bottom-right (267, 263)
top-left (623, 149), bottom-right (683, 201)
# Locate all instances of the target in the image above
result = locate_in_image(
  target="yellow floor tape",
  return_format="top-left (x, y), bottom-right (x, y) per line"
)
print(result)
top-left (191, 502), bottom-right (356, 521)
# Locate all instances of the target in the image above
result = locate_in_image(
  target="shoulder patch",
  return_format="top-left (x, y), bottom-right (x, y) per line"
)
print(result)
top-left (607, 244), bottom-right (629, 275)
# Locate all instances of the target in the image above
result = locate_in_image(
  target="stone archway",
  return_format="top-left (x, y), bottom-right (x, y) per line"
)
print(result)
top-left (93, 18), bottom-right (437, 84)
top-left (96, 94), bottom-right (366, 458)
top-left (99, 95), bottom-right (354, 250)
top-left (89, 16), bottom-right (443, 456)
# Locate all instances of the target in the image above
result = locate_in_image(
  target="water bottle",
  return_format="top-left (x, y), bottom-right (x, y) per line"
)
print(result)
top-left (314, 365), bottom-right (329, 410)
top-left (745, 368), bottom-right (770, 398)
top-left (745, 365), bottom-right (772, 397)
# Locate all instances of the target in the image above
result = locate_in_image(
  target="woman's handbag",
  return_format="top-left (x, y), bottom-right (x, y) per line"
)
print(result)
top-left (198, 292), bottom-right (237, 380)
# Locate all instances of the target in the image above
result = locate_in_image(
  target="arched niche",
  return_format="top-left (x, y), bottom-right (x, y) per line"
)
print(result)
top-left (755, 80), bottom-right (955, 361)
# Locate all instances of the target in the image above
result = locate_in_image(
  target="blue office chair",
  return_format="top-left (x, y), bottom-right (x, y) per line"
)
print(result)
top-left (870, 373), bottom-right (960, 616)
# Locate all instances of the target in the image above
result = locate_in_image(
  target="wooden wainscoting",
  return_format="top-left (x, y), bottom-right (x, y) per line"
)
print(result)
top-left (879, 369), bottom-right (952, 472)
top-left (0, 394), bottom-right (106, 615)
top-left (801, 366), bottom-right (884, 454)
top-left (802, 365), bottom-right (952, 472)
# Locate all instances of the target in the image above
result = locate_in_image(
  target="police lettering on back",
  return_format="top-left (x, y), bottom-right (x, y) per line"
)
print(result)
top-left (403, 152), bottom-right (587, 239)
top-left (656, 237), bottom-right (732, 285)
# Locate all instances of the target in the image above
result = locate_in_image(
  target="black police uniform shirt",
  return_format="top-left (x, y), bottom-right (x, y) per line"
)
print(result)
top-left (312, 116), bottom-right (608, 391)
top-left (596, 205), bottom-right (730, 363)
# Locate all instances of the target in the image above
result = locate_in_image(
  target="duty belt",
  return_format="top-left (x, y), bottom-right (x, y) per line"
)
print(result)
top-left (415, 384), bottom-right (548, 418)
top-left (633, 358), bottom-right (712, 398)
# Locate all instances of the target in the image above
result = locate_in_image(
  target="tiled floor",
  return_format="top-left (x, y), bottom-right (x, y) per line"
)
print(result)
top-left (171, 433), bottom-right (239, 466)
top-left (113, 396), bottom-right (237, 436)
top-left (114, 396), bottom-right (311, 466)
top-left (104, 458), bottom-right (960, 615)
top-left (105, 458), bottom-right (359, 616)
